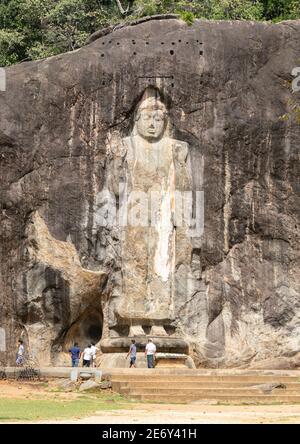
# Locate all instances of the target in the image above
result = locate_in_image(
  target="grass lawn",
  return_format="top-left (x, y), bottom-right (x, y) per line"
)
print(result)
top-left (0, 393), bottom-right (131, 422)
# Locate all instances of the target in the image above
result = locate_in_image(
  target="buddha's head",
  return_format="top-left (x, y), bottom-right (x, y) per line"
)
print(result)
top-left (134, 93), bottom-right (167, 141)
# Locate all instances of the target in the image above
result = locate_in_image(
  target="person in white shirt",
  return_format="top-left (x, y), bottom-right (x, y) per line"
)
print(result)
top-left (82, 344), bottom-right (93, 367)
top-left (90, 342), bottom-right (99, 368)
top-left (16, 339), bottom-right (25, 366)
top-left (145, 338), bottom-right (156, 368)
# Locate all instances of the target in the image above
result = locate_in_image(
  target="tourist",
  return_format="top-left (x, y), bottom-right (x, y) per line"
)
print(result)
top-left (90, 342), bottom-right (99, 368)
top-left (82, 344), bottom-right (93, 367)
top-left (145, 338), bottom-right (156, 368)
top-left (69, 342), bottom-right (81, 367)
top-left (16, 339), bottom-right (25, 366)
top-left (127, 339), bottom-right (137, 368)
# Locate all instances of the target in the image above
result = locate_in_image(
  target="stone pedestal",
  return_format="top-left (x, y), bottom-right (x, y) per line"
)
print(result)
top-left (97, 352), bottom-right (196, 368)
top-left (100, 336), bottom-right (189, 354)
top-left (154, 353), bottom-right (189, 368)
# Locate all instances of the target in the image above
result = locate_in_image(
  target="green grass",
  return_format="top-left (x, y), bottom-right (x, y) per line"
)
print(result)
top-left (0, 393), bottom-right (131, 422)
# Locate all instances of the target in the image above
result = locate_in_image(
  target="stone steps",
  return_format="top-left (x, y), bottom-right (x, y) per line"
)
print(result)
top-left (111, 371), bottom-right (300, 404)
top-left (128, 394), bottom-right (300, 404)
top-left (116, 381), bottom-right (300, 389)
top-left (120, 387), bottom-right (300, 396)
top-left (112, 375), bottom-right (300, 383)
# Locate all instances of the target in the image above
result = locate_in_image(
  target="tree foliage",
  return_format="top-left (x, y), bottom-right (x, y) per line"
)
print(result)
top-left (0, 0), bottom-right (299, 66)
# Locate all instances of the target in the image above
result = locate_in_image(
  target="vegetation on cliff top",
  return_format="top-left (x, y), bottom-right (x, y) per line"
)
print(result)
top-left (0, 0), bottom-right (299, 66)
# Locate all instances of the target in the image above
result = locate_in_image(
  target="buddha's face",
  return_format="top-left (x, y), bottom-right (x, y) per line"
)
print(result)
top-left (136, 108), bottom-right (166, 141)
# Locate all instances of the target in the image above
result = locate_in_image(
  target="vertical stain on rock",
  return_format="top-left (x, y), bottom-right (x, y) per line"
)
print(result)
top-left (223, 149), bottom-right (231, 254)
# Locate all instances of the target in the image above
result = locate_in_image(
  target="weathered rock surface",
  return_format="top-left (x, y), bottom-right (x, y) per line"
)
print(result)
top-left (249, 383), bottom-right (286, 393)
top-left (99, 380), bottom-right (112, 390)
top-left (79, 380), bottom-right (99, 392)
top-left (0, 17), bottom-right (299, 368)
top-left (59, 379), bottom-right (77, 392)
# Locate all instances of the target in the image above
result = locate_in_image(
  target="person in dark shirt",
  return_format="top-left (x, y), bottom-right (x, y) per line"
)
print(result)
top-left (69, 342), bottom-right (81, 367)
top-left (127, 339), bottom-right (137, 368)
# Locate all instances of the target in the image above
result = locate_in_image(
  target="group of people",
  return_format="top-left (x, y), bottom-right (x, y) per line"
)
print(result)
top-left (16, 338), bottom-right (157, 369)
top-left (69, 338), bottom-right (156, 369)
top-left (127, 338), bottom-right (157, 369)
top-left (69, 342), bottom-right (99, 368)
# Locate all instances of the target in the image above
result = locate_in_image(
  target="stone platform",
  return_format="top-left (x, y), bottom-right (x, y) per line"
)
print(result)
top-left (5, 366), bottom-right (300, 403)
top-left (97, 352), bottom-right (196, 368)
top-left (100, 336), bottom-right (189, 354)
top-left (4, 366), bottom-right (300, 378)
top-left (155, 353), bottom-right (190, 368)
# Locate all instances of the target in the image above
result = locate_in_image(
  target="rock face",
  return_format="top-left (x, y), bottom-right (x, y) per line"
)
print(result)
top-left (0, 17), bottom-right (299, 368)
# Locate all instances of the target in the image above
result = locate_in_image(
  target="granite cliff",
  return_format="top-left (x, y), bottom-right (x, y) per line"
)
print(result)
top-left (0, 17), bottom-right (299, 368)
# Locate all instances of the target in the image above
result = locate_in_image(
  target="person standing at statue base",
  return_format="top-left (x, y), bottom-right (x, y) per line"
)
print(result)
top-left (16, 339), bottom-right (25, 366)
top-left (127, 339), bottom-right (137, 368)
top-left (69, 342), bottom-right (81, 367)
top-left (145, 338), bottom-right (156, 368)
top-left (82, 344), bottom-right (93, 367)
top-left (90, 342), bottom-right (99, 368)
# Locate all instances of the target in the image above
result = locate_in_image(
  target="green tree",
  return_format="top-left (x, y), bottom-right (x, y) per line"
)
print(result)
top-left (261, 0), bottom-right (300, 21)
top-left (0, 0), bottom-right (299, 66)
top-left (0, 0), bottom-right (120, 64)
top-left (124, 0), bottom-right (263, 21)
